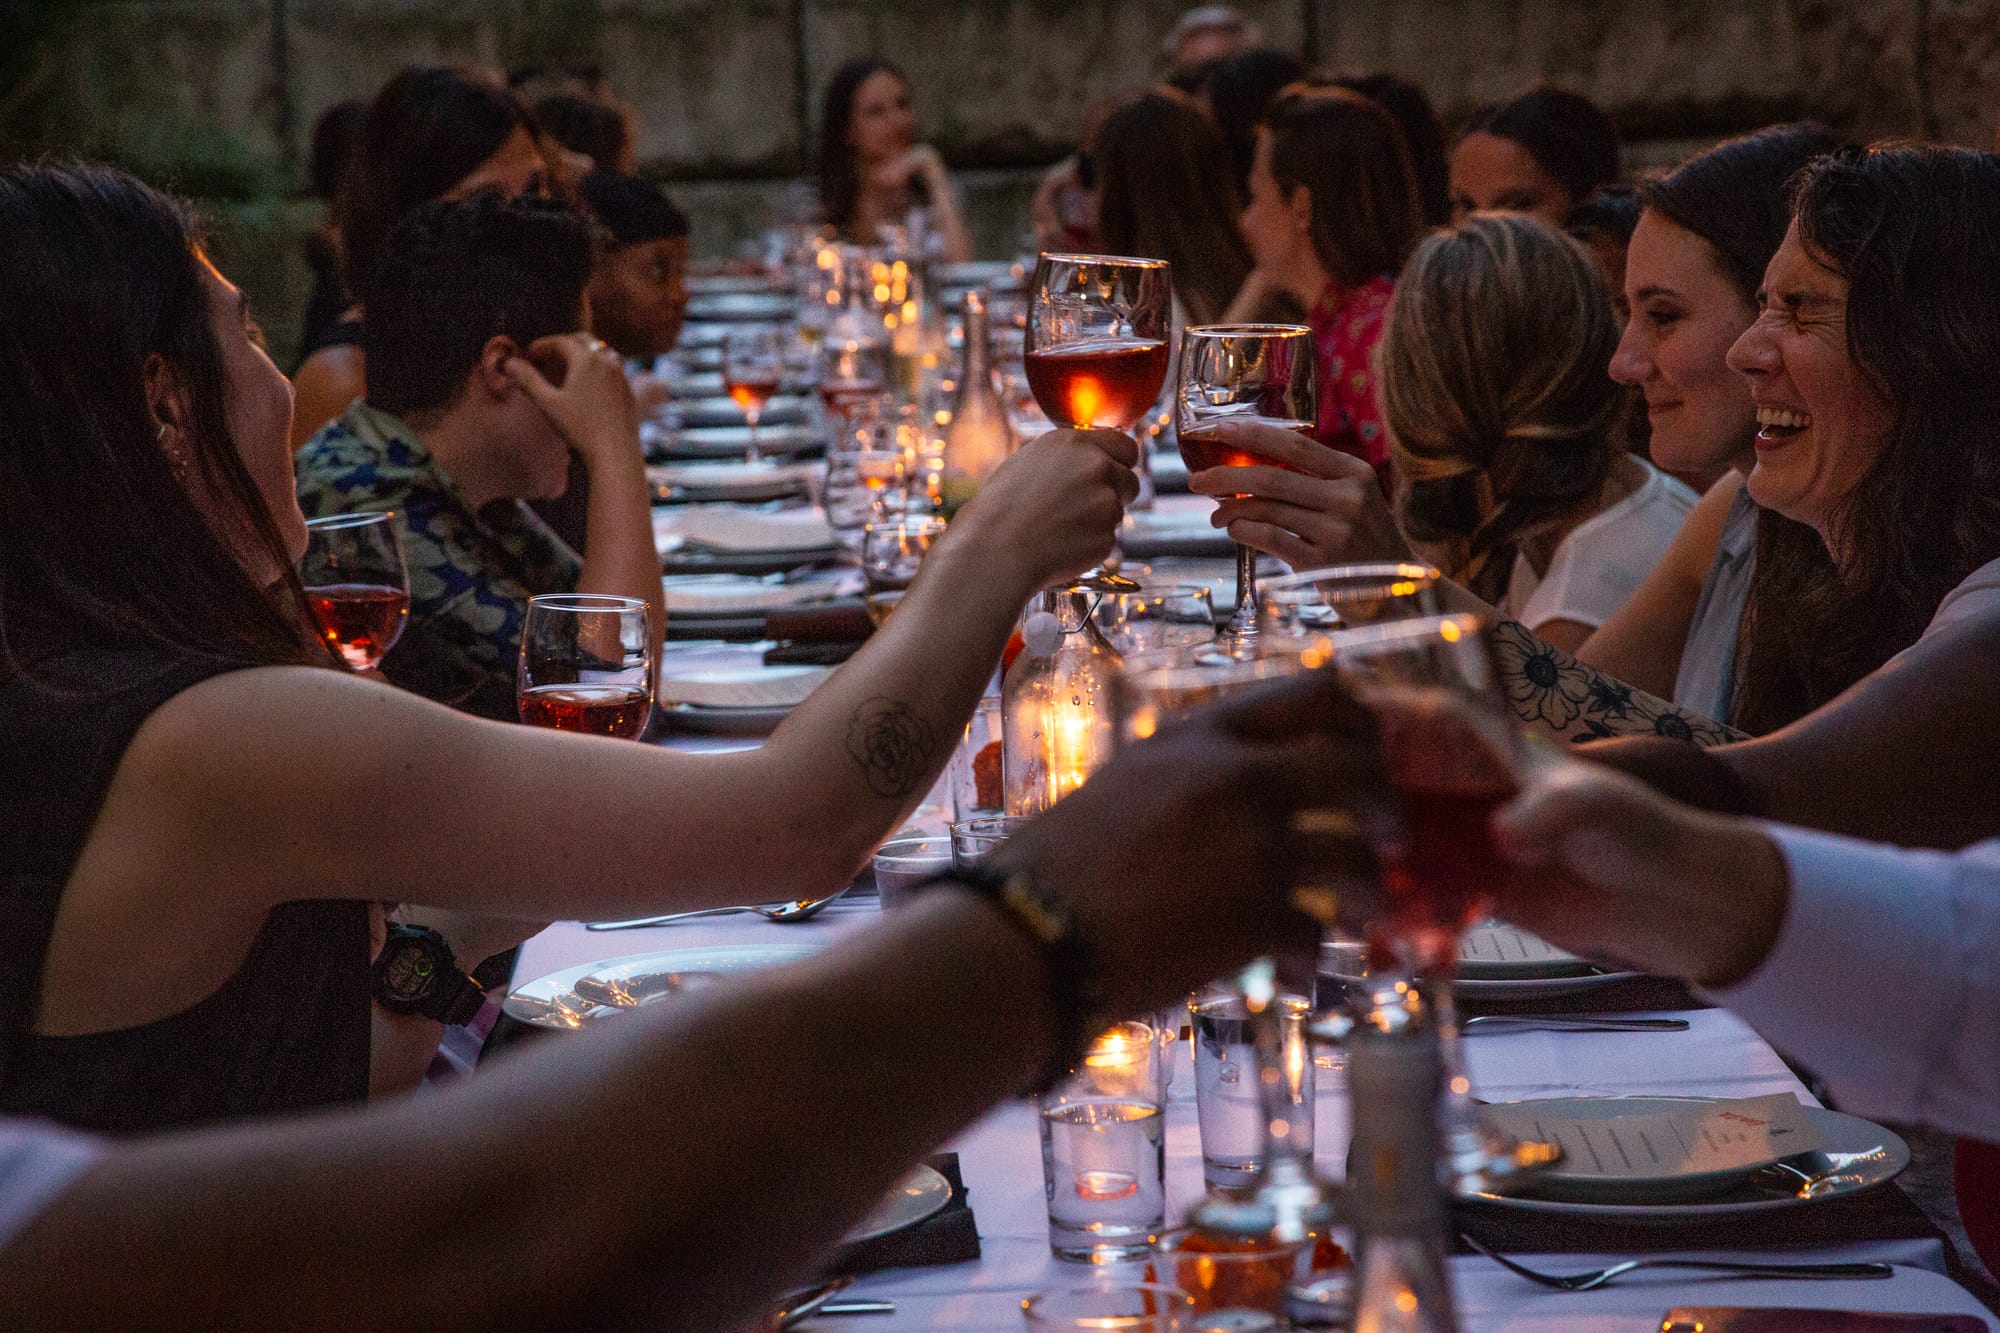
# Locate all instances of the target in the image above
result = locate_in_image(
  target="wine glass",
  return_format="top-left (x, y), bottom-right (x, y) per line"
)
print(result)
top-left (860, 515), bottom-right (945, 597)
top-left (1174, 325), bottom-right (1318, 647)
top-left (1323, 613), bottom-right (1560, 1194)
top-left (300, 511), bottom-right (409, 671)
top-left (1025, 252), bottom-right (1173, 594)
top-left (517, 593), bottom-right (655, 739)
top-left (724, 327), bottom-right (786, 465)
top-left (1112, 648), bottom-right (1336, 1247)
top-left (1256, 563), bottom-right (1445, 664)
top-left (1092, 584), bottom-right (1216, 654)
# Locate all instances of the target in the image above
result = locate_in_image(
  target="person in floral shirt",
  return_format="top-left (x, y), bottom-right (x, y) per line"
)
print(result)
top-left (296, 191), bottom-right (663, 721)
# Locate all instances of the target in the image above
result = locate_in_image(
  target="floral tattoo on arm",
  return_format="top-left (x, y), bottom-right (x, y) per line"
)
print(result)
top-left (845, 697), bottom-right (940, 797)
top-left (1490, 620), bottom-right (1747, 747)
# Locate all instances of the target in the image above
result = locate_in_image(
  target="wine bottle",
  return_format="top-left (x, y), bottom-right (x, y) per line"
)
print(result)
top-left (999, 589), bottom-right (1119, 815)
top-left (939, 288), bottom-right (1015, 511)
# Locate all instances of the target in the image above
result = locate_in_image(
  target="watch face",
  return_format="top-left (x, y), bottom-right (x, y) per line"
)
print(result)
top-left (383, 942), bottom-right (437, 999)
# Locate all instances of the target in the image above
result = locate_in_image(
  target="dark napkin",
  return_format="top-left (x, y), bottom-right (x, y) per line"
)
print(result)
top-left (830, 1152), bottom-right (981, 1275)
top-left (764, 640), bottom-right (864, 666)
top-left (1456, 973), bottom-right (1706, 1017)
top-left (766, 601), bottom-right (875, 643)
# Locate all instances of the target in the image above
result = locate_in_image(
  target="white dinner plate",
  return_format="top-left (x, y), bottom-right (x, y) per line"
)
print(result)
top-left (657, 663), bottom-right (832, 710)
top-left (1320, 938), bottom-right (1642, 1001)
top-left (846, 1163), bottom-right (953, 1245)
top-left (503, 951), bottom-right (653, 1030)
top-left (1461, 1096), bottom-right (1908, 1223)
top-left (573, 944), bottom-right (818, 1009)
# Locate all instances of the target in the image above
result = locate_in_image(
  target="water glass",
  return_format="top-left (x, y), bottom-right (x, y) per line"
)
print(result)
top-left (951, 694), bottom-right (1004, 823)
top-left (1038, 1021), bottom-right (1166, 1262)
top-left (870, 834), bottom-right (952, 913)
top-left (1020, 1283), bottom-right (1193, 1332)
top-left (1191, 988), bottom-right (1314, 1190)
top-left (517, 593), bottom-right (654, 739)
top-left (950, 813), bottom-right (1028, 870)
top-left (860, 515), bottom-right (946, 594)
top-left (1092, 584), bottom-right (1216, 654)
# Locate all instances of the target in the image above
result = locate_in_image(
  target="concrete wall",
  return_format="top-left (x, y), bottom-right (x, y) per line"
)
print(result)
top-left (11, 0), bottom-right (2000, 360)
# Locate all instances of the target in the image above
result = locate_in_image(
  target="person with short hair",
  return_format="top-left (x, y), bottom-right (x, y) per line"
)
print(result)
top-left (291, 65), bottom-right (559, 450)
top-left (1162, 4), bottom-right (1261, 83)
top-left (294, 191), bottom-right (659, 722)
top-left (580, 171), bottom-right (690, 363)
top-left (1451, 84), bottom-right (1622, 227)
top-left (531, 90), bottom-right (636, 175)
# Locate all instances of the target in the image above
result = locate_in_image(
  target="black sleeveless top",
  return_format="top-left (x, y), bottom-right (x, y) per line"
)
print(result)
top-left (0, 650), bottom-right (373, 1134)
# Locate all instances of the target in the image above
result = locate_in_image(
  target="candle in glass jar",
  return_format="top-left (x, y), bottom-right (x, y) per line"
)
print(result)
top-left (1081, 1021), bottom-right (1156, 1099)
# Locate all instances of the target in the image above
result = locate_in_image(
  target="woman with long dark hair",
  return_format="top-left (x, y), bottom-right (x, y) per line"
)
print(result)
top-left (0, 162), bottom-right (1150, 1133)
top-left (815, 57), bottom-right (972, 262)
top-left (1091, 87), bottom-right (1251, 326)
top-left (1223, 87), bottom-right (1424, 470)
top-left (290, 65), bottom-right (556, 449)
top-left (1451, 84), bottom-right (1621, 228)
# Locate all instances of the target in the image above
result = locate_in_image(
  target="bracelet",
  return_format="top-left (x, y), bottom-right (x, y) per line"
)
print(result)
top-left (924, 863), bottom-right (1107, 1095)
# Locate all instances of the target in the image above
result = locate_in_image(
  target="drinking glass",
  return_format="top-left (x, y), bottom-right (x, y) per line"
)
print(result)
top-left (1191, 987), bottom-right (1314, 1191)
top-left (1150, 1230), bottom-right (1310, 1325)
top-left (1092, 584), bottom-right (1216, 654)
top-left (1112, 649), bottom-right (1336, 1246)
top-left (1037, 1020), bottom-right (1165, 1262)
top-left (860, 515), bottom-right (946, 595)
top-left (1021, 1284), bottom-right (1193, 1332)
top-left (1257, 563), bottom-right (1445, 659)
top-left (870, 834), bottom-right (952, 912)
top-left (300, 511), bottom-right (410, 671)
top-left (1026, 252), bottom-right (1173, 593)
top-left (1325, 612), bottom-right (1556, 1192)
top-left (854, 443), bottom-right (910, 520)
top-left (723, 327), bottom-right (785, 464)
top-left (1174, 325), bottom-right (1318, 647)
top-left (950, 813), bottom-right (1029, 870)
top-left (516, 593), bottom-right (654, 739)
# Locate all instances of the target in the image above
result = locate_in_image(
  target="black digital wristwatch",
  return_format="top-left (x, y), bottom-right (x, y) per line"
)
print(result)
top-left (372, 924), bottom-right (488, 1027)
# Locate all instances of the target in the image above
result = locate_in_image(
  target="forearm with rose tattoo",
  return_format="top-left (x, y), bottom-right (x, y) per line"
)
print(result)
top-left (1489, 620), bottom-right (1747, 747)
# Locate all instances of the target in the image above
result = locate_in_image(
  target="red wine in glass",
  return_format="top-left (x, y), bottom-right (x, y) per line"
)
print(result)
top-left (307, 582), bottom-right (409, 670)
top-left (725, 371), bottom-right (781, 416)
top-left (1377, 780), bottom-right (1513, 969)
top-left (816, 376), bottom-right (885, 413)
top-left (1025, 338), bottom-right (1170, 430)
top-left (1176, 418), bottom-right (1314, 495)
top-left (518, 682), bottom-right (653, 739)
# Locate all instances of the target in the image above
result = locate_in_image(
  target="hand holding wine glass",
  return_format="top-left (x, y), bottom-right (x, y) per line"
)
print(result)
top-left (300, 511), bottom-right (409, 671)
top-left (1175, 325), bottom-right (1318, 645)
top-left (1025, 253), bottom-right (1170, 593)
top-left (1186, 424), bottom-right (1411, 574)
top-left (517, 594), bottom-right (655, 739)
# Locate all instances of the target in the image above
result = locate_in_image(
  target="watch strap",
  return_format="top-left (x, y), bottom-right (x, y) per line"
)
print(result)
top-left (374, 925), bottom-right (487, 1027)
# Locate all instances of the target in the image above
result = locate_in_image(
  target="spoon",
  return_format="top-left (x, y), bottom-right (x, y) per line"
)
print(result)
top-left (587, 886), bottom-right (851, 931)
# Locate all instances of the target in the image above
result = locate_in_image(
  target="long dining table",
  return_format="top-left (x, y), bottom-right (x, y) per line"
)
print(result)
top-left (512, 839), bottom-right (1999, 1331)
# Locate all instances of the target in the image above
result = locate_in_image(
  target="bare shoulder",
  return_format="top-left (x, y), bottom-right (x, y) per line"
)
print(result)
top-left (1658, 471), bottom-right (1745, 582)
top-left (291, 345), bottom-right (366, 446)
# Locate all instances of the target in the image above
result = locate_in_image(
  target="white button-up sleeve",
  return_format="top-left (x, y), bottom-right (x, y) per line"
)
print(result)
top-left (0, 1119), bottom-right (101, 1253)
top-left (1705, 828), bottom-right (2000, 1143)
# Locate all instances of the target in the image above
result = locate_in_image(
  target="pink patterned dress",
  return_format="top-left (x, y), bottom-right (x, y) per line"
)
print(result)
top-left (1307, 274), bottom-right (1395, 471)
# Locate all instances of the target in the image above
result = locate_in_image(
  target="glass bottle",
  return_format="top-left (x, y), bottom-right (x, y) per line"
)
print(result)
top-left (1000, 590), bottom-right (1120, 816)
top-left (939, 289), bottom-right (1016, 512)
top-left (1345, 1002), bottom-right (1461, 1333)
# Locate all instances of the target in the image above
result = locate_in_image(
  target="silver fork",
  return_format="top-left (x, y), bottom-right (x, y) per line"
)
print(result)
top-left (1461, 1235), bottom-right (1892, 1292)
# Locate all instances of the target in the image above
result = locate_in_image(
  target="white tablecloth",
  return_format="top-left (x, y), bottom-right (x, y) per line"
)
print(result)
top-left (513, 910), bottom-right (1998, 1329)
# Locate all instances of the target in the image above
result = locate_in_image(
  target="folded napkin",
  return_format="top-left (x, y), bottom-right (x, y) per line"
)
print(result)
top-left (653, 505), bottom-right (837, 556)
top-left (832, 1153), bottom-right (980, 1275)
top-left (650, 460), bottom-right (816, 492)
top-left (662, 576), bottom-right (838, 615)
top-left (657, 663), bottom-right (831, 709)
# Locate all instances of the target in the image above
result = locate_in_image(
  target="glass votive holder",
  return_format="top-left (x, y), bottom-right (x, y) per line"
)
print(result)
top-left (1149, 1230), bottom-right (1311, 1325)
top-left (951, 694), bottom-right (1003, 824)
top-left (1190, 988), bottom-right (1315, 1191)
top-left (1021, 1282), bottom-right (1194, 1332)
top-left (1037, 1020), bottom-right (1165, 1263)
top-left (870, 834), bottom-right (952, 913)
top-left (950, 813), bottom-right (1029, 871)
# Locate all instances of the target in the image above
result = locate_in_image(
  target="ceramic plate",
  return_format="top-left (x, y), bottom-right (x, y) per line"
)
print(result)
top-left (659, 702), bottom-right (794, 735)
top-left (658, 663), bottom-right (831, 710)
top-left (1320, 939), bottom-right (1640, 1001)
top-left (573, 944), bottom-right (818, 1009)
top-left (846, 1163), bottom-right (953, 1245)
top-left (504, 951), bottom-right (655, 1031)
top-left (1460, 1097), bottom-right (1907, 1223)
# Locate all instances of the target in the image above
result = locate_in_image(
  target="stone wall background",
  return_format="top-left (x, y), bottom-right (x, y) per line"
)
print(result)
top-left (8, 0), bottom-right (2000, 361)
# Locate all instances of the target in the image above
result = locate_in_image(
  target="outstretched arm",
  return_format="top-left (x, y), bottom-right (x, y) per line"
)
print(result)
top-left (5, 671), bottom-right (1348, 1333)
top-left (1488, 619), bottom-right (1746, 747)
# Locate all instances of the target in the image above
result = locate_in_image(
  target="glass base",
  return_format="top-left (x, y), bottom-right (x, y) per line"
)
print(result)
top-left (1049, 1230), bottom-right (1159, 1264)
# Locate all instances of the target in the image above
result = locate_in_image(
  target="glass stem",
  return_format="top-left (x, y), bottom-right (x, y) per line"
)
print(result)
top-left (1228, 541), bottom-right (1259, 637)
top-left (747, 410), bottom-right (762, 466)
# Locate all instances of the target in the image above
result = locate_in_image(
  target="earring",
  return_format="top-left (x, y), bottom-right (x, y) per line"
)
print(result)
top-left (158, 423), bottom-right (189, 480)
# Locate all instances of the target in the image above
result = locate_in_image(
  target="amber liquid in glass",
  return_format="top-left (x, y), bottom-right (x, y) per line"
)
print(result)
top-left (725, 373), bottom-right (781, 415)
top-left (1379, 781), bottom-right (1511, 966)
top-left (1025, 339), bottom-right (1169, 429)
top-left (518, 682), bottom-right (652, 739)
top-left (307, 582), bottom-right (409, 669)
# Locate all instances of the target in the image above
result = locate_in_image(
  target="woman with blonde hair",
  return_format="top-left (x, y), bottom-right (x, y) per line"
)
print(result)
top-left (1382, 213), bottom-right (1694, 649)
